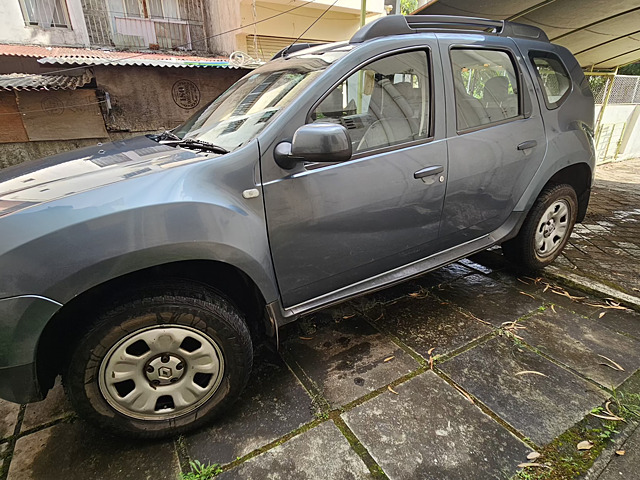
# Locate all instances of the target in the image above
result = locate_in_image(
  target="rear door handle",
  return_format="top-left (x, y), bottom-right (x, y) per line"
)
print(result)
top-left (517, 140), bottom-right (537, 150)
top-left (414, 165), bottom-right (444, 179)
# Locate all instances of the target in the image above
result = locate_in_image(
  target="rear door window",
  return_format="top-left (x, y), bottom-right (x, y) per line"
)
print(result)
top-left (529, 52), bottom-right (571, 109)
top-left (450, 48), bottom-right (521, 131)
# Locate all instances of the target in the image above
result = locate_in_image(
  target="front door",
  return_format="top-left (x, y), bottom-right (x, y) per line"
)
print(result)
top-left (263, 48), bottom-right (448, 307)
top-left (438, 38), bottom-right (547, 247)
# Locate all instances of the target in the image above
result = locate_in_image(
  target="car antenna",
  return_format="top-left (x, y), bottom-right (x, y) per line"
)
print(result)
top-left (280, 0), bottom-right (340, 59)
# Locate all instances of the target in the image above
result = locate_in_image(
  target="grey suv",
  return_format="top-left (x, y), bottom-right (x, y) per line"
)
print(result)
top-left (0, 15), bottom-right (595, 437)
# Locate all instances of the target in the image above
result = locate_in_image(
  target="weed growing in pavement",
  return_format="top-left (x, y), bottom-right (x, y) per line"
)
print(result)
top-left (179, 460), bottom-right (222, 480)
top-left (611, 389), bottom-right (640, 420)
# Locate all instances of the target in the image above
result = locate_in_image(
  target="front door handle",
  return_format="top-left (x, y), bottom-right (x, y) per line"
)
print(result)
top-left (517, 140), bottom-right (537, 150)
top-left (414, 165), bottom-right (444, 179)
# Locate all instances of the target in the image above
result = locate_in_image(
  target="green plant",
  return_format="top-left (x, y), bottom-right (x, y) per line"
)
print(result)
top-left (612, 390), bottom-right (640, 420)
top-left (400, 0), bottom-right (418, 15)
top-left (179, 460), bottom-right (222, 480)
top-left (598, 423), bottom-right (618, 440)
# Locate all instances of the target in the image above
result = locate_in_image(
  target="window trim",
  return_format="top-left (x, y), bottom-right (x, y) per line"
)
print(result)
top-left (19, 0), bottom-right (72, 29)
top-left (305, 46), bottom-right (435, 162)
top-left (528, 50), bottom-right (572, 110)
top-left (448, 45), bottom-right (525, 135)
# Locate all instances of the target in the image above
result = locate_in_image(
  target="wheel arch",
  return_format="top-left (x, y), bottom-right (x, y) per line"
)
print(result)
top-left (35, 259), bottom-right (270, 397)
top-left (544, 162), bottom-right (593, 222)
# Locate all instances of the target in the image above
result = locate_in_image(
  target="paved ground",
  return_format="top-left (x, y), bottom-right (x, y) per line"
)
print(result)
top-left (552, 158), bottom-right (640, 305)
top-left (1, 159), bottom-right (639, 480)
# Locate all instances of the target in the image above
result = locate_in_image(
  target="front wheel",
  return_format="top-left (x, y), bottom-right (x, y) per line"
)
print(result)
top-left (502, 184), bottom-right (578, 270)
top-left (64, 285), bottom-right (253, 438)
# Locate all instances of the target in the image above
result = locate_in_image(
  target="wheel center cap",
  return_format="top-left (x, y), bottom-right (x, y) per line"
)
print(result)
top-left (145, 354), bottom-right (185, 386)
top-left (544, 220), bottom-right (556, 237)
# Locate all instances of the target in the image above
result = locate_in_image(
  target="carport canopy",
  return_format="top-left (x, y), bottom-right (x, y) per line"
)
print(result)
top-left (413, 1), bottom-right (640, 70)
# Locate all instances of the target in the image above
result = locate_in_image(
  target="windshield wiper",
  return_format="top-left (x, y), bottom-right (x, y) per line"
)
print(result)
top-left (150, 130), bottom-right (182, 142)
top-left (159, 138), bottom-right (229, 154)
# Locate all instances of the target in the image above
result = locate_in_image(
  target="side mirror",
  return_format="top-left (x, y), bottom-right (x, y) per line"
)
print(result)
top-left (274, 123), bottom-right (352, 170)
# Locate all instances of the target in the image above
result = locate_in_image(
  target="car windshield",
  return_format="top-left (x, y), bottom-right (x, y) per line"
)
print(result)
top-left (172, 44), bottom-right (352, 152)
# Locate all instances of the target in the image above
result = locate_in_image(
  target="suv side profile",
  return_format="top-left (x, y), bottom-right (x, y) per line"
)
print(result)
top-left (0, 15), bottom-right (595, 438)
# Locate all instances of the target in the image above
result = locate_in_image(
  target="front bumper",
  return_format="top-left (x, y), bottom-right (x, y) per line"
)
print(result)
top-left (0, 295), bottom-right (62, 403)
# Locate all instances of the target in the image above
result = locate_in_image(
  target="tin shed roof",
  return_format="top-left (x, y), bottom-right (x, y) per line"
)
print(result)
top-left (0, 44), bottom-right (237, 69)
top-left (0, 71), bottom-right (93, 91)
top-left (413, 1), bottom-right (640, 70)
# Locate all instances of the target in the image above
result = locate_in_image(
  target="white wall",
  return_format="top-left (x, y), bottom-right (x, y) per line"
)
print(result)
top-left (0, 0), bottom-right (89, 47)
top-left (595, 104), bottom-right (640, 162)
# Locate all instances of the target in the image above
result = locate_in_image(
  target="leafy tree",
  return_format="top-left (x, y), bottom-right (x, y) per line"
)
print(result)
top-left (401, 0), bottom-right (419, 15)
top-left (619, 63), bottom-right (640, 75)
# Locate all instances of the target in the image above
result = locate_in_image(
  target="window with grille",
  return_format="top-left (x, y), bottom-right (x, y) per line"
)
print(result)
top-left (19, 0), bottom-right (71, 28)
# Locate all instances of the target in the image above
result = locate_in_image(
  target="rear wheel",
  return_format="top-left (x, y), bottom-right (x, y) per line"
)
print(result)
top-left (502, 184), bottom-right (578, 270)
top-left (64, 285), bottom-right (252, 438)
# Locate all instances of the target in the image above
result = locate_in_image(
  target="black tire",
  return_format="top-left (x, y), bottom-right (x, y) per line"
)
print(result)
top-left (64, 283), bottom-right (252, 438)
top-left (502, 184), bottom-right (578, 270)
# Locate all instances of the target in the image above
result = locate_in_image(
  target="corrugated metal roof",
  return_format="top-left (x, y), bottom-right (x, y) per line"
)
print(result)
top-left (413, 1), bottom-right (640, 70)
top-left (0, 44), bottom-right (238, 69)
top-left (0, 71), bottom-right (93, 91)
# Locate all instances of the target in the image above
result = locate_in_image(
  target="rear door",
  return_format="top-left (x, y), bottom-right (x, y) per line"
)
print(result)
top-left (262, 45), bottom-right (448, 308)
top-left (437, 36), bottom-right (547, 247)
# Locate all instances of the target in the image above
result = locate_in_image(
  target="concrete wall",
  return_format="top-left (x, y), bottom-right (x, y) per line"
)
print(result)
top-left (595, 104), bottom-right (640, 162)
top-left (208, 0), bottom-right (385, 56)
top-left (0, 0), bottom-right (90, 47)
top-left (94, 65), bottom-right (248, 132)
top-left (0, 66), bottom-right (248, 169)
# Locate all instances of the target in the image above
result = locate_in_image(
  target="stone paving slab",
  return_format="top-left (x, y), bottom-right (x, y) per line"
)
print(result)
top-left (343, 370), bottom-right (530, 480)
top-left (218, 421), bottom-right (371, 480)
top-left (519, 308), bottom-right (640, 388)
top-left (281, 315), bottom-right (419, 408)
top-left (439, 336), bottom-right (608, 446)
top-left (372, 293), bottom-right (493, 357)
top-left (0, 399), bottom-right (19, 441)
top-left (435, 273), bottom-right (543, 327)
top-left (7, 421), bottom-right (180, 480)
top-left (596, 421), bottom-right (640, 480)
top-left (471, 250), bottom-right (640, 340)
top-left (21, 379), bottom-right (72, 433)
top-left (185, 349), bottom-right (313, 466)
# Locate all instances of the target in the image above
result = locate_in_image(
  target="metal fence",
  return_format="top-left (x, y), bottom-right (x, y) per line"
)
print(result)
top-left (588, 74), bottom-right (640, 105)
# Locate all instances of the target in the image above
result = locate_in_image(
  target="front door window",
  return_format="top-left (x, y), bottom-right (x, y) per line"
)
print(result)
top-left (311, 50), bottom-right (431, 153)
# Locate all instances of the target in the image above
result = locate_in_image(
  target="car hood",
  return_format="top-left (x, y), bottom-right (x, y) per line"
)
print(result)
top-left (0, 135), bottom-right (212, 217)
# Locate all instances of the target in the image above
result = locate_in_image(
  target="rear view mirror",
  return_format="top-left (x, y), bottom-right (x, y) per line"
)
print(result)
top-left (274, 123), bottom-right (352, 169)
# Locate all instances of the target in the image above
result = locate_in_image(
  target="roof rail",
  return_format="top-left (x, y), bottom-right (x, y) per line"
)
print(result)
top-left (349, 15), bottom-right (549, 44)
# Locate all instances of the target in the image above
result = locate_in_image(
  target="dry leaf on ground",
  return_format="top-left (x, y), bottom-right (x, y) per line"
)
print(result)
top-left (383, 356), bottom-right (395, 363)
top-left (515, 370), bottom-right (548, 377)
top-left (598, 354), bottom-right (625, 371)
top-left (387, 385), bottom-right (399, 395)
top-left (518, 463), bottom-right (547, 468)
top-left (616, 450), bottom-right (625, 456)
top-left (577, 440), bottom-right (594, 450)
top-left (299, 336), bottom-right (313, 340)
top-left (527, 452), bottom-right (541, 460)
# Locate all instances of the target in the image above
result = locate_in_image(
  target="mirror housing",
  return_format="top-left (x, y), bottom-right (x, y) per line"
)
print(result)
top-left (274, 123), bottom-right (352, 170)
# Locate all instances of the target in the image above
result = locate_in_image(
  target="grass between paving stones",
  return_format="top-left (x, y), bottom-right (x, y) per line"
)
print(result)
top-left (513, 373), bottom-right (640, 480)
